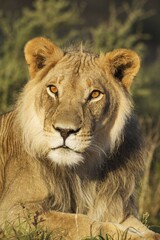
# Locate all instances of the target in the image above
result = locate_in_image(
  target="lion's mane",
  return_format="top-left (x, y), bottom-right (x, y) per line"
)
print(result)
top-left (0, 37), bottom-right (144, 224)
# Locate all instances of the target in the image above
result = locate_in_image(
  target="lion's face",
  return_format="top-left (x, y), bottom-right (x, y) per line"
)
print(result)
top-left (16, 37), bottom-right (140, 166)
top-left (40, 53), bottom-right (113, 166)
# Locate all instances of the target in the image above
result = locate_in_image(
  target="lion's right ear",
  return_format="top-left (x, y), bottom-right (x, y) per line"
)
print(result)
top-left (24, 37), bottom-right (64, 79)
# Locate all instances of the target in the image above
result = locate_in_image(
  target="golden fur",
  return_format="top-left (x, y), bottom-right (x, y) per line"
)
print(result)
top-left (0, 37), bottom-right (159, 239)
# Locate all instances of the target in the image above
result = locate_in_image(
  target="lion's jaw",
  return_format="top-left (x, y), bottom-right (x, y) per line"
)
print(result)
top-left (47, 129), bottom-right (90, 166)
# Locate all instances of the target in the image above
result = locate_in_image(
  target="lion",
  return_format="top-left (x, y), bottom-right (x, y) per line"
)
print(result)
top-left (0, 37), bottom-right (159, 240)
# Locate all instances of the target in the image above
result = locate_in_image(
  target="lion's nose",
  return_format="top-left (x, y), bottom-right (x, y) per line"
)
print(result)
top-left (54, 127), bottom-right (80, 141)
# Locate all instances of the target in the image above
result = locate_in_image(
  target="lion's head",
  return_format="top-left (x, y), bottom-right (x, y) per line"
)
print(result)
top-left (15, 37), bottom-right (140, 167)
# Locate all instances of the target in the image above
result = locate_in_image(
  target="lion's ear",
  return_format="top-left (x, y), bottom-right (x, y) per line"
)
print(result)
top-left (101, 49), bottom-right (140, 90)
top-left (24, 37), bottom-right (64, 79)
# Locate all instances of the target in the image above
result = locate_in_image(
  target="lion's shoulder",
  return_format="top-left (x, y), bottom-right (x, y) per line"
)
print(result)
top-left (0, 111), bottom-right (17, 195)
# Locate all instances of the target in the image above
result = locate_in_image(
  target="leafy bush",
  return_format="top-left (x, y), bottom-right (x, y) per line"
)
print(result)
top-left (90, 0), bottom-right (152, 53)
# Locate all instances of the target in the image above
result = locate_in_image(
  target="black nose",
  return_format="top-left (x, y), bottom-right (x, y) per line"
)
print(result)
top-left (54, 127), bottom-right (80, 141)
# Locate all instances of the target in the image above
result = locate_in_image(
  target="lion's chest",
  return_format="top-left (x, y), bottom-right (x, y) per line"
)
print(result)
top-left (47, 175), bottom-right (107, 221)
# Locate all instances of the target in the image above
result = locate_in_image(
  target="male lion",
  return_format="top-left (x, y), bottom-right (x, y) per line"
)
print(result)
top-left (0, 37), bottom-right (159, 240)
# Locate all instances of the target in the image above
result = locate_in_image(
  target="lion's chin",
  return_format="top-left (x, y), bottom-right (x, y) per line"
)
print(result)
top-left (47, 148), bottom-right (84, 166)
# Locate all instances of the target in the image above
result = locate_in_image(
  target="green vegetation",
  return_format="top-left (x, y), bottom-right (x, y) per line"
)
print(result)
top-left (0, 0), bottom-right (159, 231)
top-left (0, 211), bottom-right (52, 240)
top-left (83, 230), bottom-right (134, 240)
top-left (0, 0), bottom-right (83, 113)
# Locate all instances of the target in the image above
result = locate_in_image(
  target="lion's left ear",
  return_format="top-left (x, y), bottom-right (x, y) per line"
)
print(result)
top-left (100, 49), bottom-right (140, 90)
top-left (24, 37), bottom-right (64, 79)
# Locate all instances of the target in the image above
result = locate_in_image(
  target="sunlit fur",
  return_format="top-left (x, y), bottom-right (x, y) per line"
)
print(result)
top-left (0, 37), bottom-right (146, 229)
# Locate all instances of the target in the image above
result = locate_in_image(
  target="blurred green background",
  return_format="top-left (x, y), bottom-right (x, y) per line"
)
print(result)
top-left (0, 0), bottom-right (160, 226)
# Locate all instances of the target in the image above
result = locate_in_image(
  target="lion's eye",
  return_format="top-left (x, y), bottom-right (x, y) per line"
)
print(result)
top-left (88, 90), bottom-right (104, 102)
top-left (90, 90), bottom-right (101, 99)
top-left (49, 85), bottom-right (58, 94)
top-left (47, 85), bottom-right (58, 97)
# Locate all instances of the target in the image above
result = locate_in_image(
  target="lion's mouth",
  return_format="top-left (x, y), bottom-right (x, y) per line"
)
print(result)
top-left (48, 144), bottom-right (84, 166)
top-left (52, 145), bottom-right (70, 150)
top-left (51, 145), bottom-right (82, 154)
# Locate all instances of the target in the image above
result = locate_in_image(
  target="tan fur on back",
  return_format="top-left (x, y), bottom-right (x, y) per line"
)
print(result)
top-left (0, 37), bottom-right (159, 240)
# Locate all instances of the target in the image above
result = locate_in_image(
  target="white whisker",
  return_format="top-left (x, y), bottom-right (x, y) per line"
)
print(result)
top-left (89, 143), bottom-right (108, 157)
